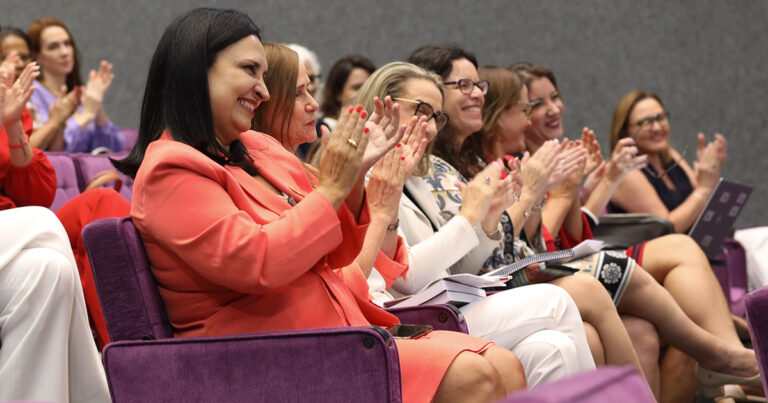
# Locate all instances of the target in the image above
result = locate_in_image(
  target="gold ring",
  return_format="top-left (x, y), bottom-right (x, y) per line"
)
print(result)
top-left (347, 139), bottom-right (358, 149)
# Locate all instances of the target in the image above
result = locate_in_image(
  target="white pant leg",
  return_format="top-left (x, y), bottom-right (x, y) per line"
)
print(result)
top-left (460, 283), bottom-right (596, 386)
top-left (0, 206), bottom-right (109, 402)
top-left (734, 227), bottom-right (768, 291)
top-left (511, 329), bottom-right (580, 387)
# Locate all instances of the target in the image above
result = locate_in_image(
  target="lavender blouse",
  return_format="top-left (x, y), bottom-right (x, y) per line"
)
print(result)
top-left (29, 81), bottom-right (124, 153)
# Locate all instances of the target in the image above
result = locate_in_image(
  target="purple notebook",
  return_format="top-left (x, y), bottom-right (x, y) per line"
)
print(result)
top-left (688, 178), bottom-right (753, 258)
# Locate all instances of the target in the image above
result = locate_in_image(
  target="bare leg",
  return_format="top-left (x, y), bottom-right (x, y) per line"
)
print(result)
top-left (658, 348), bottom-right (697, 403)
top-left (583, 323), bottom-right (605, 365)
top-left (434, 351), bottom-right (508, 403)
top-left (642, 234), bottom-right (742, 345)
top-left (618, 266), bottom-right (758, 377)
top-left (622, 315), bottom-right (661, 400)
top-left (552, 274), bottom-right (645, 378)
top-left (480, 345), bottom-right (528, 392)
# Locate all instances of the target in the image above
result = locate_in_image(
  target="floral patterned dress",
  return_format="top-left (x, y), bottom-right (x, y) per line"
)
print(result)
top-left (422, 155), bottom-right (636, 305)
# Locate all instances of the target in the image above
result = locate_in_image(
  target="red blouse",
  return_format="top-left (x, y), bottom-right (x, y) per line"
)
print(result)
top-left (0, 109), bottom-right (56, 210)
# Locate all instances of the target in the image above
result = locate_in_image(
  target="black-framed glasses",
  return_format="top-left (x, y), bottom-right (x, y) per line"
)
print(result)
top-left (643, 147), bottom-right (686, 179)
top-left (443, 78), bottom-right (489, 95)
top-left (392, 97), bottom-right (449, 131)
top-left (630, 112), bottom-right (670, 138)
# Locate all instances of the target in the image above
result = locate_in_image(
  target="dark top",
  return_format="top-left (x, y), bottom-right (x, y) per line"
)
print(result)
top-left (609, 162), bottom-right (694, 213)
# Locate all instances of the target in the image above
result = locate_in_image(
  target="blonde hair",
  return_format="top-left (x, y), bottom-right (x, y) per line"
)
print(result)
top-left (354, 61), bottom-right (443, 176)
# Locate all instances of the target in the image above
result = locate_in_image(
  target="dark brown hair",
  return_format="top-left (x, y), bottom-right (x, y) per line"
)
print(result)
top-left (318, 54), bottom-right (375, 119)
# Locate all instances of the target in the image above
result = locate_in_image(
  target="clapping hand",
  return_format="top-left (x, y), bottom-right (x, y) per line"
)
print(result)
top-left (79, 60), bottom-right (114, 121)
top-left (2, 62), bottom-right (39, 126)
top-left (694, 132), bottom-right (725, 191)
top-left (580, 127), bottom-right (603, 175)
top-left (361, 96), bottom-right (405, 172)
top-left (605, 137), bottom-right (647, 182)
top-left (316, 105), bottom-right (370, 209)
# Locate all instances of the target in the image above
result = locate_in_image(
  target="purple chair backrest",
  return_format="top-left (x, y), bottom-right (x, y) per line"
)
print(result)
top-left (82, 217), bottom-right (173, 341)
top-left (745, 287), bottom-right (768, 397)
top-left (44, 152), bottom-right (81, 211)
top-left (73, 152), bottom-right (134, 201)
top-left (120, 128), bottom-right (139, 152)
top-left (710, 238), bottom-right (749, 317)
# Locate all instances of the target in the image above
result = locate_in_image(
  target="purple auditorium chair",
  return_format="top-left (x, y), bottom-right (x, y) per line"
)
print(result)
top-left (711, 238), bottom-right (749, 317)
top-left (82, 217), bottom-right (465, 402)
top-left (44, 152), bottom-right (81, 211)
top-left (119, 128), bottom-right (139, 152)
top-left (72, 152), bottom-right (133, 202)
top-left (746, 286), bottom-right (768, 396)
top-left (499, 366), bottom-right (655, 403)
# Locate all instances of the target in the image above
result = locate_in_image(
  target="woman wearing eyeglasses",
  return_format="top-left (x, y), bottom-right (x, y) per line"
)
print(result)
top-left (609, 90), bottom-right (726, 233)
top-left (352, 61), bottom-right (600, 387)
top-left (514, 66), bottom-right (754, 401)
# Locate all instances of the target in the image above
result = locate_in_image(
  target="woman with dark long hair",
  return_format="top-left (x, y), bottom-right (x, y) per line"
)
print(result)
top-left (116, 9), bottom-right (526, 401)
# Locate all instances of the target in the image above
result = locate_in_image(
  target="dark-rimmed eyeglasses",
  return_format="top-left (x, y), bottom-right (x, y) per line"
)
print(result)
top-left (630, 112), bottom-right (670, 138)
top-left (443, 78), bottom-right (489, 95)
top-left (392, 97), bottom-right (449, 131)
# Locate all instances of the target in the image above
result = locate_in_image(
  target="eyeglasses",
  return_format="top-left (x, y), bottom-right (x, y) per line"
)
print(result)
top-left (517, 101), bottom-right (534, 118)
top-left (392, 97), bottom-right (449, 131)
top-left (443, 78), bottom-right (489, 95)
top-left (642, 147), bottom-right (686, 179)
top-left (630, 112), bottom-right (670, 138)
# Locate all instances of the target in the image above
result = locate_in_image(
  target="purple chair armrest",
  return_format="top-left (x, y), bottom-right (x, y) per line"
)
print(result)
top-left (103, 326), bottom-right (402, 403)
top-left (745, 286), bottom-right (768, 396)
top-left (499, 366), bottom-right (654, 402)
top-left (386, 304), bottom-right (468, 333)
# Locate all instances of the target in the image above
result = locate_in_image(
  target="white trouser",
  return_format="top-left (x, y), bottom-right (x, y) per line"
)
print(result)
top-left (461, 283), bottom-right (596, 387)
top-left (0, 206), bottom-right (110, 402)
top-left (734, 227), bottom-right (768, 291)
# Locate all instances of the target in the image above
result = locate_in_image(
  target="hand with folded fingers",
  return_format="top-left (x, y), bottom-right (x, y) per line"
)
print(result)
top-left (361, 96), bottom-right (405, 172)
top-left (48, 85), bottom-right (81, 127)
top-left (604, 137), bottom-right (647, 183)
top-left (457, 161), bottom-right (504, 228)
top-left (482, 163), bottom-right (519, 235)
top-left (316, 104), bottom-right (370, 209)
top-left (548, 138), bottom-right (587, 200)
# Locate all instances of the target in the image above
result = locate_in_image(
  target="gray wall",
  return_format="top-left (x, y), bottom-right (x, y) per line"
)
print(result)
top-left (6, 0), bottom-right (768, 227)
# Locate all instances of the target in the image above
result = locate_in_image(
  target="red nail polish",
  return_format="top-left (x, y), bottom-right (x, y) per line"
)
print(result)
top-left (361, 111), bottom-right (367, 119)
top-left (355, 105), bottom-right (363, 112)
top-left (364, 127), bottom-right (369, 134)
top-left (401, 156), bottom-right (406, 161)
top-left (396, 143), bottom-right (402, 148)
top-left (348, 106), bottom-right (354, 113)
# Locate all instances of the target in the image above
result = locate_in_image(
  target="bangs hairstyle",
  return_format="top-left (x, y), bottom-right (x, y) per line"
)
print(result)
top-left (113, 7), bottom-right (262, 178)
top-left (478, 65), bottom-right (523, 154)
top-left (610, 90), bottom-right (671, 164)
top-left (28, 18), bottom-right (83, 90)
top-left (407, 44), bottom-right (478, 80)
top-left (319, 54), bottom-right (375, 119)
top-left (251, 43), bottom-right (299, 151)
top-left (354, 61), bottom-right (444, 177)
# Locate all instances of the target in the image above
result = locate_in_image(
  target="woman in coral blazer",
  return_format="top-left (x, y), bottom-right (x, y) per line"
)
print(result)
top-left (115, 8), bottom-right (525, 402)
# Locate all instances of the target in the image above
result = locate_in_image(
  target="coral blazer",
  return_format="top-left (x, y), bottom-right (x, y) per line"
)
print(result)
top-left (131, 130), bottom-right (398, 337)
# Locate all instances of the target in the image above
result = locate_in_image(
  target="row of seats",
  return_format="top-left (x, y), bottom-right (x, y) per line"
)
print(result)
top-left (45, 151), bottom-right (134, 211)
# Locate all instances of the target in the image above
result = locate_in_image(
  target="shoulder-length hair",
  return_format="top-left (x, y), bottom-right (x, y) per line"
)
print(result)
top-left (407, 44), bottom-right (480, 179)
top-left (610, 90), bottom-right (671, 164)
top-left (319, 54), bottom-right (375, 119)
top-left (477, 65), bottom-right (523, 156)
top-left (113, 7), bottom-right (261, 178)
top-left (251, 43), bottom-right (300, 151)
top-left (509, 62), bottom-right (559, 94)
top-left (27, 18), bottom-right (83, 90)
top-left (354, 61), bottom-right (444, 177)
